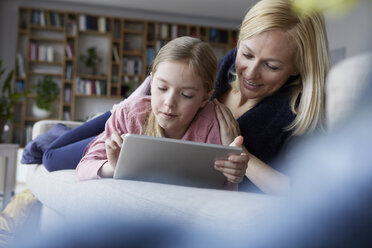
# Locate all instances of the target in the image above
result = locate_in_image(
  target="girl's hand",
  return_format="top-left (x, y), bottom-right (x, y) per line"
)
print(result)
top-left (214, 136), bottom-right (249, 185)
top-left (214, 99), bottom-right (241, 146)
top-left (99, 133), bottom-right (125, 178)
top-left (105, 132), bottom-right (125, 169)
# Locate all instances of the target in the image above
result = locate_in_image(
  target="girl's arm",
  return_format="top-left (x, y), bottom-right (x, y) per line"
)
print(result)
top-left (214, 99), bottom-right (290, 195)
top-left (76, 108), bottom-right (128, 180)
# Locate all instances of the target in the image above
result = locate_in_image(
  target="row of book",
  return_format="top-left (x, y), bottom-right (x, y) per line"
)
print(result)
top-left (79, 15), bottom-right (107, 32)
top-left (75, 78), bottom-right (107, 96)
top-left (28, 42), bottom-right (55, 62)
top-left (209, 29), bottom-right (229, 43)
top-left (31, 10), bottom-right (64, 28)
top-left (122, 58), bottom-right (142, 75)
top-left (150, 24), bottom-right (188, 40)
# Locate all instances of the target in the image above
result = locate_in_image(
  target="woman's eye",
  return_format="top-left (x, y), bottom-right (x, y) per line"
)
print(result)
top-left (157, 87), bottom-right (167, 91)
top-left (243, 53), bottom-right (253, 59)
top-left (265, 63), bottom-right (278, 71)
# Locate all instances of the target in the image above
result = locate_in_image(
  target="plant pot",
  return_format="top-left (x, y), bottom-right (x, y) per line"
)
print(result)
top-left (32, 103), bottom-right (51, 119)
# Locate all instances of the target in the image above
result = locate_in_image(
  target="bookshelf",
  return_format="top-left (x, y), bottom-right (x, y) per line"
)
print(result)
top-left (12, 6), bottom-right (238, 147)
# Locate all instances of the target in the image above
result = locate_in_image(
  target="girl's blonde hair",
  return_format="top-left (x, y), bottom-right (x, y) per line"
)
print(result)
top-left (237, 0), bottom-right (330, 135)
top-left (143, 36), bottom-right (217, 137)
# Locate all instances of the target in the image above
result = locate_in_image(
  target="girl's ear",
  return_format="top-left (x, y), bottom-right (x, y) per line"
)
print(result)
top-left (200, 90), bottom-right (214, 108)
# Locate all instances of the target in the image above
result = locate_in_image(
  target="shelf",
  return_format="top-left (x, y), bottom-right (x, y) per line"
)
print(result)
top-left (11, 123), bottom-right (23, 128)
top-left (122, 50), bottom-right (143, 56)
top-left (30, 25), bottom-right (65, 32)
top-left (209, 42), bottom-right (230, 48)
top-left (28, 72), bottom-right (64, 77)
top-left (75, 94), bottom-right (122, 100)
top-left (18, 29), bottom-right (29, 35)
top-left (29, 36), bottom-right (65, 43)
top-left (24, 116), bottom-right (53, 122)
top-left (77, 74), bottom-right (108, 80)
top-left (78, 30), bottom-right (111, 36)
top-left (123, 29), bottom-right (144, 35)
top-left (29, 60), bottom-right (63, 66)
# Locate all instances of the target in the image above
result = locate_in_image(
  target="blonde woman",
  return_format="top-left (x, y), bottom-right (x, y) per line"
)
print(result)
top-left (212, 0), bottom-right (330, 194)
top-left (76, 36), bottom-right (248, 188)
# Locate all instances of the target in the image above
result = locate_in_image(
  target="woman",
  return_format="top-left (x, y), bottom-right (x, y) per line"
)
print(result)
top-left (213, 0), bottom-right (330, 194)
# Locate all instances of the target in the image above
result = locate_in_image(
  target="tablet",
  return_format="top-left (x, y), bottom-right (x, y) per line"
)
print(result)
top-left (113, 134), bottom-right (242, 189)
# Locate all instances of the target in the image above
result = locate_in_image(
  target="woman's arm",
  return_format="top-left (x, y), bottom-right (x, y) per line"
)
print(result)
top-left (214, 99), bottom-right (290, 195)
top-left (244, 149), bottom-right (290, 195)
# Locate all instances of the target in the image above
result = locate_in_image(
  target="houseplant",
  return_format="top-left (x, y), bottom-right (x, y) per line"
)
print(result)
top-left (0, 59), bottom-right (29, 142)
top-left (32, 75), bottom-right (59, 118)
top-left (79, 47), bottom-right (102, 75)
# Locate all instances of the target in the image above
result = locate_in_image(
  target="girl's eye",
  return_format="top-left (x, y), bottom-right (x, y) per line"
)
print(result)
top-left (265, 63), bottom-right (278, 71)
top-left (181, 93), bottom-right (193, 99)
top-left (157, 87), bottom-right (167, 91)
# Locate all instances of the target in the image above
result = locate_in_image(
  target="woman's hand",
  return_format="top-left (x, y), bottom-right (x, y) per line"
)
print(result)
top-left (214, 136), bottom-right (249, 186)
top-left (214, 99), bottom-right (241, 146)
top-left (99, 132), bottom-right (125, 178)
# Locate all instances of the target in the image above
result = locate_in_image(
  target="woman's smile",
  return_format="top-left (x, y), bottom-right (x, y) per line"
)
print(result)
top-left (242, 78), bottom-right (263, 89)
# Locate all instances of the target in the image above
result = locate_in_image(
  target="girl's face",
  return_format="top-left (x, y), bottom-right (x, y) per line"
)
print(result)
top-left (150, 61), bottom-right (210, 139)
top-left (235, 29), bottom-right (298, 102)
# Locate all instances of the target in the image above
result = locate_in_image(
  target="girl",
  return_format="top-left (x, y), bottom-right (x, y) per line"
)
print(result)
top-left (76, 36), bottom-right (248, 188)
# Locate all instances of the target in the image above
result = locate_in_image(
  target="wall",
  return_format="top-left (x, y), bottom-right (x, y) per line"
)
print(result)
top-left (325, 0), bottom-right (372, 65)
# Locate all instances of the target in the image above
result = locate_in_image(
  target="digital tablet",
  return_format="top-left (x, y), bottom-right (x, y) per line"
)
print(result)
top-left (113, 134), bottom-right (242, 189)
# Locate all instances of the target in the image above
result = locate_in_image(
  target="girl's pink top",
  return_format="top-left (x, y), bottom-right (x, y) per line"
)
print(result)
top-left (76, 95), bottom-right (221, 180)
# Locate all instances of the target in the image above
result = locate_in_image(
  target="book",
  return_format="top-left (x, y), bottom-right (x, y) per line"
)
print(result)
top-left (160, 24), bottom-right (168, 39)
top-left (47, 46), bottom-right (54, 62)
top-left (146, 48), bottom-right (154, 66)
top-left (65, 43), bottom-right (73, 58)
top-left (112, 45), bottom-right (120, 62)
top-left (98, 17), bottom-right (106, 32)
top-left (15, 80), bottom-right (25, 94)
top-left (16, 53), bottom-right (26, 78)
top-left (63, 111), bottom-right (70, 121)
top-left (79, 15), bottom-right (86, 31)
top-left (64, 88), bottom-right (71, 103)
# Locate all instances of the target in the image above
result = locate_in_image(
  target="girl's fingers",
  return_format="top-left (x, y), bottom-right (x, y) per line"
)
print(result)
top-left (110, 132), bottom-right (123, 148)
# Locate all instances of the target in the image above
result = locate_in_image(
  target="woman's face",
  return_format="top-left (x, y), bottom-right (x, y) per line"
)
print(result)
top-left (235, 29), bottom-right (298, 102)
top-left (151, 61), bottom-right (210, 139)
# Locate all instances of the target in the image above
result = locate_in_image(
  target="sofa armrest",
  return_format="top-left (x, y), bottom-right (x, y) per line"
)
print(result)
top-left (32, 120), bottom-right (84, 140)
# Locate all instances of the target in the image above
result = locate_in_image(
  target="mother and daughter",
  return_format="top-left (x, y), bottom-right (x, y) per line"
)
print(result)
top-left (40, 0), bottom-right (329, 194)
top-left (75, 36), bottom-right (248, 188)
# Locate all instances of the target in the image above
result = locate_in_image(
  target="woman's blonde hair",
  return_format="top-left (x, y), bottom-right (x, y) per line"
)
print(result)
top-left (237, 0), bottom-right (330, 135)
top-left (143, 36), bottom-right (217, 137)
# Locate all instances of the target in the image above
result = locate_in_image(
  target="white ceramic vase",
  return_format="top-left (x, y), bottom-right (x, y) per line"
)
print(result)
top-left (32, 103), bottom-right (51, 119)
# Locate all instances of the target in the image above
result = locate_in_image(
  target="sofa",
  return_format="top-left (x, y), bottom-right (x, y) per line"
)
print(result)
top-left (26, 120), bottom-right (286, 234)
top-left (25, 53), bottom-right (372, 238)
